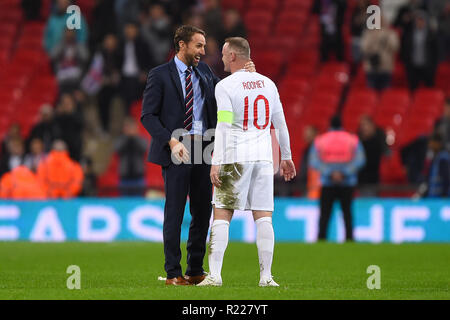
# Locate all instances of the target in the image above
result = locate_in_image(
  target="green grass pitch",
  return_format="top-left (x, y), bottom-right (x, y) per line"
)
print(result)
top-left (0, 242), bottom-right (448, 300)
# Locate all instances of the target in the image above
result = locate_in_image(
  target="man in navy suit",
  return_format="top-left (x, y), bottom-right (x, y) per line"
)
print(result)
top-left (142, 25), bottom-right (252, 285)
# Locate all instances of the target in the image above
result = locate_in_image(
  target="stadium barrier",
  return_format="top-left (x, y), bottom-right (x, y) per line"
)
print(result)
top-left (0, 198), bottom-right (449, 243)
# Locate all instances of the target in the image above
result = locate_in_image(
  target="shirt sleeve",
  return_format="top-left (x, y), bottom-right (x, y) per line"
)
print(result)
top-left (212, 82), bottom-right (233, 165)
top-left (271, 85), bottom-right (291, 160)
top-left (215, 82), bottom-right (233, 112)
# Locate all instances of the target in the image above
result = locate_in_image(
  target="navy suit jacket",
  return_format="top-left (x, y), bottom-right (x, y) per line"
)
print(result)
top-left (141, 58), bottom-right (221, 166)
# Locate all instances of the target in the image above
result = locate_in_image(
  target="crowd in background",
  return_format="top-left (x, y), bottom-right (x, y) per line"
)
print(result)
top-left (0, 0), bottom-right (449, 199)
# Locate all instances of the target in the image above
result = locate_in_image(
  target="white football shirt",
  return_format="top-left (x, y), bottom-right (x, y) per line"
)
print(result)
top-left (213, 70), bottom-right (284, 164)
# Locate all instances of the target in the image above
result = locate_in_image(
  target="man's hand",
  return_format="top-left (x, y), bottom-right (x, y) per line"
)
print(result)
top-left (244, 60), bottom-right (256, 72)
top-left (169, 138), bottom-right (189, 163)
top-left (331, 171), bottom-right (344, 183)
top-left (280, 160), bottom-right (296, 182)
top-left (210, 165), bottom-right (222, 188)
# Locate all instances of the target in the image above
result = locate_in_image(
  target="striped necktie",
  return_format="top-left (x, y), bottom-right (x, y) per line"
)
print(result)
top-left (184, 67), bottom-right (194, 131)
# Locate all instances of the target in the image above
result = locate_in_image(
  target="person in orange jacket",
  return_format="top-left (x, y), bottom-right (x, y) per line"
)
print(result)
top-left (37, 140), bottom-right (84, 198)
top-left (0, 165), bottom-right (47, 199)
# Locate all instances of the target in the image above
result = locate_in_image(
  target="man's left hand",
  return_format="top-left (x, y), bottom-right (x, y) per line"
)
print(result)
top-left (210, 165), bottom-right (222, 188)
top-left (280, 160), bottom-right (296, 182)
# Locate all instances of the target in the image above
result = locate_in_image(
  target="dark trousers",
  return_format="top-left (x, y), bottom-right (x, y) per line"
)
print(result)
top-left (367, 72), bottom-right (392, 91)
top-left (318, 186), bottom-right (354, 241)
top-left (406, 64), bottom-right (436, 91)
top-left (320, 29), bottom-right (344, 62)
top-left (161, 140), bottom-right (212, 278)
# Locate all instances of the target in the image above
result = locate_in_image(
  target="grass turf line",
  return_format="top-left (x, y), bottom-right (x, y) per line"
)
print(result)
top-left (0, 242), bottom-right (448, 300)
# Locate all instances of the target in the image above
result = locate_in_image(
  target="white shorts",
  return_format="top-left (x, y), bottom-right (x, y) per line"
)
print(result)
top-left (212, 161), bottom-right (274, 211)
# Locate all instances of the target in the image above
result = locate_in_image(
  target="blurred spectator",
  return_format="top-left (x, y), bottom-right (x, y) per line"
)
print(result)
top-left (114, 0), bottom-right (146, 32)
top-left (357, 115), bottom-right (389, 196)
top-left (203, 36), bottom-right (225, 78)
top-left (434, 98), bottom-right (450, 151)
top-left (118, 21), bottom-right (154, 111)
top-left (203, 0), bottom-right (224, 41)
top-left (43, 0), bottom-right (89, 54)
top-left (0, 138), bottom-right (25, 178)
top-left (37, 140), bottom-right (83, 199)
top-left (402, 11), bottom-right (439, 91)
top-left (21, 0), bottom-right (42, 21)
top-left (298, 126), bottom-right (319, 198)
top-left (394, 0), bottom-right (427, 33)
top-left (222, 8), bottom-right (247, 43)
top-left (50, 29), bottom-right (89, 93)
top-left (312, 0), bottom-right (347, 62)
top-left (0, 166), bottom-right (46, 200)
top-left (184, 11), bottom-right (205, 30)
top-left (80, 157), bottom-right (97, 197)
top-left (83, 34), bottom-right (121, 133)
top-left (400, 136), bottom-right (429, 183)
top-left (114, 117), bottom-right (147, 196)
top-left (88, 0), bottom-right (118, 54)
top-left (23, 138), bottom-right (46, 173)
top-left (141, 3), bottom-right (173, 65)
top-left (350, 0), bottom-right (371, 65)
top-left (437, 1), bottom-right (450, 61)
top-left (1, 123), bottom-right (22, 158)
top-left (361, 18), bottom-right (399, 91)
top-left (53, 93), bottom-right (83, 161)
top-left (414, 132), bottom-right (450, 198)
top-left (309, 116), bottom-right (366, 241)
top-left (27, 104), bottom-right (58, 153)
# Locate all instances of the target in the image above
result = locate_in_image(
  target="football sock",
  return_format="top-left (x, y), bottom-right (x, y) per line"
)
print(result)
top-left (208, 219), bottom-right (229, 280)
top-left (255, 217), bottom-right (274, 279)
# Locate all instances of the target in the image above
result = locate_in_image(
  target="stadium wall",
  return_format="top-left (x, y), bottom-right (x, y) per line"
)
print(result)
top-left (0, 198), bottom-right (449, 243)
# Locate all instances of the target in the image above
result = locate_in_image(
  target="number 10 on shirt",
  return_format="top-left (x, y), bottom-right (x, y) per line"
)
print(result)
top-left (243, 95), bottom-right (270, 131)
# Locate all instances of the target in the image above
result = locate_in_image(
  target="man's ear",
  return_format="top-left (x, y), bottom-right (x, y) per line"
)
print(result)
top-left (179, 40), bottom-right (185, 51)
top-left (230, 52), bottom-right (236, 62)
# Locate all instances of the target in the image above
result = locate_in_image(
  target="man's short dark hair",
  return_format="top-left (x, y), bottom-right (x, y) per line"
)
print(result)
top-left (224, 37), bottom-right (250, 59)
top-left (330, 115), bottom-right (342, 129)
top-left (174, 25), bottom-right (206, 53)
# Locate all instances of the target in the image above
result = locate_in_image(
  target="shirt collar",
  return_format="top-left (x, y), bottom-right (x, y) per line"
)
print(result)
top-left (174, 55), bottom-right (191, 74)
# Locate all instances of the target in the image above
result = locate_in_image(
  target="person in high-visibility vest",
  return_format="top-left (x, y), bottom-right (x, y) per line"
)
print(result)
top-left (0, 165), bottom-right (46, 199)
top-left (36, 140), bottom-right (83, 199)
top-left (309, 115), bottom-right (366, 241)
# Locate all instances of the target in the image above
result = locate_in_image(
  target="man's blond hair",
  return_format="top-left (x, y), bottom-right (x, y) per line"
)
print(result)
top-left (225, 37), bottom-right (250, 59)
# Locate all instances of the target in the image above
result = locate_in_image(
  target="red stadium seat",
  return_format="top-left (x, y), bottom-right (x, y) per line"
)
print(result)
top-left (97, 154), bottom-right (120, 196)
top-left (414, 88), bottom-right (445, 106)
top-left (0, 9), bottom-right (22, 22)
top-left (0, 23), bottom-right (17, 38)
top-left (146, 163), bottom-right (164, 190)
top-left (0, 48), bottom-right (10, 66)
top-left (397, 117), bottom-right (434, 147)
top-left (285, 63), bottom-right (316, 77)
top-left (244, 11), bottom-right (273, 37)
top-left (248, 0), bottom-right (279, 11)
top-left (283, 0), bottom-right (313, 10)
top-left (377, 88), bottom-right (410, 113)
top-left (21, 22), bottom-right (46, 37)
top-left (251, 50), bottom-right (284, 81)
top-left (380, 152), bottom-right (407, 184)
top-left (435, 62), bottom-right (450, 92)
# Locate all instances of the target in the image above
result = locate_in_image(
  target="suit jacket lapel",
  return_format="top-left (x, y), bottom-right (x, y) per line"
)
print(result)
top-left (168, 59), bottom-right (185, 110)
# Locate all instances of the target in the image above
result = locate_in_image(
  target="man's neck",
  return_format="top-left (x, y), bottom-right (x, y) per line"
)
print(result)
top-left (176, 53), bottom-right (190, 67)
top-left (230, 59), bottom-right (249, 74)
